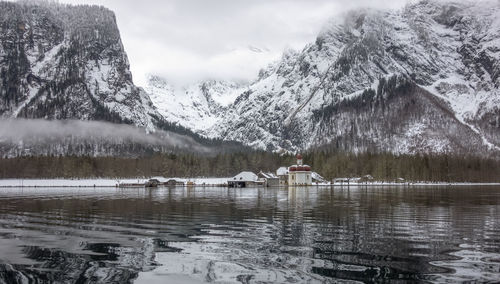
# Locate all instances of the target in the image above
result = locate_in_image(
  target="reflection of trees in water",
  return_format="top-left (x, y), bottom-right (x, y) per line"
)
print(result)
top-left (235, 186), bottom-right (500, 281)
top-left (0, 186), bottom-right (498, 283)
top-left (307, 186), bottom-right (500, 280)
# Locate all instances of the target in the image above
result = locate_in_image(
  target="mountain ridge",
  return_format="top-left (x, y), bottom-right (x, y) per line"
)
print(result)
top-left (0, 0), bottom-right (251, 157)
top-left (147, 0), bottom-right (500, 156)
top-left (1, 0), bottom-right (499, 157)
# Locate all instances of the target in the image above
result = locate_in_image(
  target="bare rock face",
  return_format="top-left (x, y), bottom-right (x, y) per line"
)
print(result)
top-left (0, 1), bottom-right (159, 130)
top-left (0, 1), bottom-right (237, 157)
top-left (198, 0), bottom-right (499, 155)
top-left (1, 0), bottom-right (499, 157)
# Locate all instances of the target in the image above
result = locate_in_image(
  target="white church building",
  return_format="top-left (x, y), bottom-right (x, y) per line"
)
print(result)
top-left (288, 154), bottom-right (312, 186)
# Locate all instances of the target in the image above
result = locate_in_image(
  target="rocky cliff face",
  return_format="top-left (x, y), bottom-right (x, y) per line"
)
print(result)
top-left (1, 0), bottom-right (499, 157)
top-left (0, 1), bottom-right (159, 130)
top-left (197, 0), bottom-right (499, 155)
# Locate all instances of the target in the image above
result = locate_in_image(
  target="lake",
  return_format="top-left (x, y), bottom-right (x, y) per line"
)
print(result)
top-left (0, 186), bottom-right (499, 283)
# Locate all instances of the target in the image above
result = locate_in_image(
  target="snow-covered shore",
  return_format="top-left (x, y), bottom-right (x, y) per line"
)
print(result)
top-left (330, 182), bottom-right (500, 186)
top-left (0, 177), bottom-right (229, 188)
top-left (0, 178), bottom-right (498, 188)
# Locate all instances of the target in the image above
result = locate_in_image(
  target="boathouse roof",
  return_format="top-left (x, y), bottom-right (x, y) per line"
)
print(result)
top-left (232, 171), bottom-right (258, 182)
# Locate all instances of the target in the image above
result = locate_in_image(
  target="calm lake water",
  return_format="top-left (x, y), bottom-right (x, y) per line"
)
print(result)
top-left (0, 186), bottom-right (499, 283)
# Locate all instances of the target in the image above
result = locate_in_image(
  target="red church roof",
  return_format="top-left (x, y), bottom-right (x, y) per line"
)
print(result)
top-left (289, 165), bottom-right (311, 172)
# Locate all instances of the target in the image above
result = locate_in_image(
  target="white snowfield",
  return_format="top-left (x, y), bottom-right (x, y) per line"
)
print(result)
top-left (0, 178), bottom-right (229, 188)
top-left (145, 75), bottom-right (246, 134)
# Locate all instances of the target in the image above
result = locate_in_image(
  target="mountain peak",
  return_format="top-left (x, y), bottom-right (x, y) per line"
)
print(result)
top-left (0, 0), bottom-right (159, 130)
top-left (185, 0), bottom-right (500, 155)
top-left (2, 0), bottom-right (499, 157)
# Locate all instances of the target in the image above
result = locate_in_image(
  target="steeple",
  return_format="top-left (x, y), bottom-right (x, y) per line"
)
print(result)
top-left (296, 154), bottom-right (303, 166)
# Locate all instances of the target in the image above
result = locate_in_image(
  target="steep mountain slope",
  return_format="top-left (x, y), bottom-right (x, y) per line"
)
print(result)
top-left (2, 0), bottom-right (498, 157)
top-left (0, 1), bottom-right (254, 157)
top-left (0, 1), bottom-right (158, 130)
top-left (145, 75), bottom-right (245, 134)
top-left (201, 0), bottom-right (500, 155)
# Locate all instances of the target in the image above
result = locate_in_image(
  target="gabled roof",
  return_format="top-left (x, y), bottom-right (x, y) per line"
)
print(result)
top-left (276, 167), bottom-right (288, 176)
top-left (231, 171), bottom-right (258, 182)
top-left (311, 172), bottom-right (326, 182)
top-left (258, 171), bottom-right (277, 179)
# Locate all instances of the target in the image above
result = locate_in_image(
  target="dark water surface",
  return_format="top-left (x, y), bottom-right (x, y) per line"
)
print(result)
top-left (0, 186), bottom-right (499, 283)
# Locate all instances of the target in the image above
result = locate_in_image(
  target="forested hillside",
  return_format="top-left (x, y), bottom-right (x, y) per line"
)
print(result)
top-left (1, 151), bottom-right (498, 182)
top-left (153, 1), bottom-right (500, 156)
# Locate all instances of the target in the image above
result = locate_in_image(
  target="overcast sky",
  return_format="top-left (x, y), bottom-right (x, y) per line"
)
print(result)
top-left (45, 0), bottom-right (414, 86)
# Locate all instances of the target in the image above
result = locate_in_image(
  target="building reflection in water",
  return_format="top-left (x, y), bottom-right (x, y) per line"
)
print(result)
top-left (0, 186), bottom-right (498, 283)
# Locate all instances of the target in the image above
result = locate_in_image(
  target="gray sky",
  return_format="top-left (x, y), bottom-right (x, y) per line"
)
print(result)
top-left (45, 0), bottom-right (412, 86)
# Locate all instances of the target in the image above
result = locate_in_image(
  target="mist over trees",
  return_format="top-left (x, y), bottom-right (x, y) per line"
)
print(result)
top-left (0, 1), bottom-right (499, 184)
top-left (0, 119), bottom-right (498, 183)
top-left (0, 119), bottom-right (213, 157)
top-left (0, 119), bottom-right (252, 157)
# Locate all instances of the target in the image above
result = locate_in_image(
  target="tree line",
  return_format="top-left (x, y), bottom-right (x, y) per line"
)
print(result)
top-left (0, 151), bottom-right (499, 183)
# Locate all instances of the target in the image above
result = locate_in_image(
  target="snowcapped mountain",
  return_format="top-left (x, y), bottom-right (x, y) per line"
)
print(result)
top-left (0, 1), bottom-right (159, 130)
top-left (0, 1), bottom-right (251, 157)
top-left (145, 75), bottom-right (246, 134)
top-left (189, 0), bottom-right (499, 155)
top-left (1, 0), bottom-right (499, 157)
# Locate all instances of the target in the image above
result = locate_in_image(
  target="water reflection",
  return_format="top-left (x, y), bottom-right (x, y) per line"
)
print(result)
top-left (0, 186), bottom-right (498, 283)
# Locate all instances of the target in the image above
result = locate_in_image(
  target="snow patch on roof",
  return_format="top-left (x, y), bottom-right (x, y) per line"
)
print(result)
top-left (231, 172), bottom-right (258, 182)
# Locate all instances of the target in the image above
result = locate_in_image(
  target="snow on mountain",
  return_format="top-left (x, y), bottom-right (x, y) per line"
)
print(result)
top-left (1, 0), bottom-right (499, 157)
top-left (145, 75), bottom-right (246, 134)
top-left (185, 0), bottom-right (500, 155)
top-left (0, 1), bottom-right (160, 131)
top-left (0, 1), bottom-right (251, 157)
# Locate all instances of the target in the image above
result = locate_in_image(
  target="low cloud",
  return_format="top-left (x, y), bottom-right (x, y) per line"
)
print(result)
top-left (0, 119), bottom-right (211, 156)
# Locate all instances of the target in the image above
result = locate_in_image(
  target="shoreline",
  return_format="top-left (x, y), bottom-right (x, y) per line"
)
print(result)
top-left (0, 178), bottom-right (499, 188)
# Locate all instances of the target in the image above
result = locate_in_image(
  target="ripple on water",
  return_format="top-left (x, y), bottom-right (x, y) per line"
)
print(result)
top-left (0, 186), bottom-right (499, 283)
top-left (428, 245), bottom-right (500, 283)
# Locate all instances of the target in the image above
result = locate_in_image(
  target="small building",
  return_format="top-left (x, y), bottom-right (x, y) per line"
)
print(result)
top-left (276, 167), bottom-right (288, 185)
top-left (257, 171), bottom-right (277, 179)
top-left (334, 178), bottom-right (361, 185)
top-left (395, 177), bottom-right (406, 183)
top-left (349, 177), bottom-right (362, 183)
top-left (288, 154), bottom-right (312, 186)
top-left (333, 177), bottom-right (365, 185)
top-left (265, 178), bottom-right (280, 187)
top-left (333, 178), bottom-right (349, 184)
top-left (258, 171), bottom-right (280, 187)
top-left (145, 179), bottom-right (160, 188)
top-left (311, 172), bottom-right (327, 184)
top-left (359, 175), bottom-right (374, 183)
top-left (166, 179), bottom-right (184, 186)
top-left (228, 171), bottom-right (259, 188)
